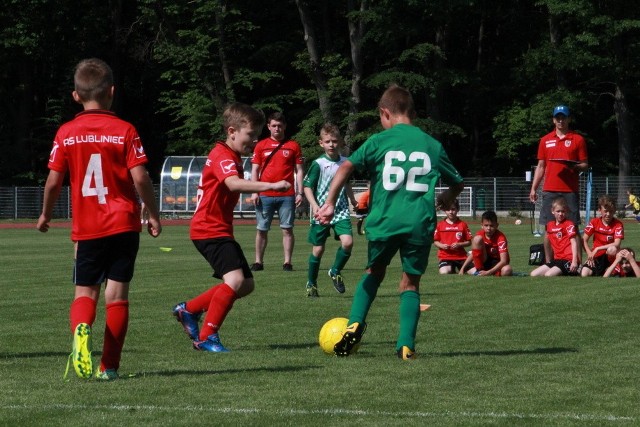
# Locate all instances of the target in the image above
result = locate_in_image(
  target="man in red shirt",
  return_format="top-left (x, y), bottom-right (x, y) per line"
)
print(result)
top-left (529, 105), bottom-right (589, 261)
top-left (250, 112), bottom-right (304, 271)
top-left (37, 58), bottom-right (161, 380)
top-left (173, 103), bottom-right (290, 352)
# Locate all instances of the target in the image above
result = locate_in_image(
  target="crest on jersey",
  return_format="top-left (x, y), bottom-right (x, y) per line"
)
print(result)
top-left (49, 142), bottom-right (59, 163)
top-left (133, 137), bottom-right (146, 159)
top-left (456, 232), bottom-right (462, 240)
top-left (282, 150), bottom-right (290, 157)
top-left (564, 140), bottom-right (572, 148)
top-left (220, 159), bottom-right (237, 175)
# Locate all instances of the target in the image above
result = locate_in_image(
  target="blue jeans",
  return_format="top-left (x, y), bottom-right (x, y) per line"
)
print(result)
top-left (256, 195), bottom-right (295, 231)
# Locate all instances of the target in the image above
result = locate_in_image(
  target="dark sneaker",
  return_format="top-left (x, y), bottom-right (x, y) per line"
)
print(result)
top-left (328, 269), bottom-right (345, 293)
top-left (172, 302), bottom-right (201, 341)
top-left (306, 282), bottom-right (319, 298)
top-left (282, 263), bottom-right (293, 272)
top-left (334, 322), bottom-right (366, 357)
top-left (193, 333), bottom-right (230, 353)
top-left (396, 346), bottom-right (417, 360)
top-left (250, 262), bottom-right (264, 271)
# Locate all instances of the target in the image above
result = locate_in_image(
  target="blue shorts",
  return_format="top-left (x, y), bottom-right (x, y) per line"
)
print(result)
top-left (256, 195), bottom-right (295, 231)
top-left (74, 232), bottom-right (140, 286)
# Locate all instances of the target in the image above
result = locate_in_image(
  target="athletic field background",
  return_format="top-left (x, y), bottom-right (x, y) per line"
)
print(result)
top-left (1, 219), bottom-right (639, 425)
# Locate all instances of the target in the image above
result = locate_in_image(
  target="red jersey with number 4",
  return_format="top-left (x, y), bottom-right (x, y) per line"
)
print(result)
top-left (48, 110), bottom-right (147, 241)
top-left (583, 217), bottom-right (624, 257)
top-left (251, 138), bottom-right (302, 197)
top-left (190, 142), bottom-right (242, 240)
top-left (546, 219), bottom-right (577, 261)
top-left (537, 130), bottom-right (588, 192)
top-left (477, 229), bottom-right (509, 261)
top-left (434, 218), bottom-right (472, 260)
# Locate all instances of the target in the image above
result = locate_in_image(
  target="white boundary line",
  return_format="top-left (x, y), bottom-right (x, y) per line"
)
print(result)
top-left (1, 404), bottom-right (635, 422)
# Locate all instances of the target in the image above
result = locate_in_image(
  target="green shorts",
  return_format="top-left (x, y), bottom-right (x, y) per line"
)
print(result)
top-left (367, 237), bottom-right (432, 275)
top-left (307, 219), bottom-right (353, 246)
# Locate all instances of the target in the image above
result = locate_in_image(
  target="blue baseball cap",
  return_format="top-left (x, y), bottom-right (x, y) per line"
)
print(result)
top-left (553, 105), bottom-right (570, 117)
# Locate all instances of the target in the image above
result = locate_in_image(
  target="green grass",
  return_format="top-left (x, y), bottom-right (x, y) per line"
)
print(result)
top-left (1, 219), bottom-right (640, 426)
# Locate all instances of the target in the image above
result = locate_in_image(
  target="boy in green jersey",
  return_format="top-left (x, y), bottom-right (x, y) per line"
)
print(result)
top-left (315, 84), bottom-right (464, 360)
top-left (303, 123), bottom-right (358, 297)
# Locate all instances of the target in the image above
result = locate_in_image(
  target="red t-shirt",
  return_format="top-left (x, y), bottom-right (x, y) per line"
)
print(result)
top-left (251, 138), bottom-right (303, 197)
top-left (434, 218), bottom-right (472, 261)
top-left (546, 219), bottom-right (577, 261)
top-left (537, 130), bottom-right (588, 192)
top-left (476, 229), bottom-right (509, 261)
top-left (190, 142), bottom-right (242, 240)
top-left (583, 217), bottom-right (624, 256)
top-left (48, 110), bottom-right (147, 241)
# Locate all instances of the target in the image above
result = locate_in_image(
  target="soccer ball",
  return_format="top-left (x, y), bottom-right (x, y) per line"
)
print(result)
top-left (318, 317), bottom-right (358, 355)
top-left (515, 219), bottom-right (522, 225)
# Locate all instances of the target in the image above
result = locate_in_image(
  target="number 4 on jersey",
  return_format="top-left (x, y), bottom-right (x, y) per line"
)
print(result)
top-left (82, 153), bottom-right (109, 204)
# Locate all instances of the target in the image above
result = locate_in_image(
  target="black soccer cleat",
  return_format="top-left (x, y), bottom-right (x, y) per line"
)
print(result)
top-left (333, 322), bottom-right (366, 357)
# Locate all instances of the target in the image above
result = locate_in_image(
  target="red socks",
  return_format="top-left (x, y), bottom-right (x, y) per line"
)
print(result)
top-left (101, 300), bottom-right (129, 372)
top-left (69, 296), bottom-right (97, 333)
top-left (472, 249), bottom-right (484, 270)
top-left (185, 286), bottom-right (218, 314)
top-left (199, 284), bottom-right (238, 340)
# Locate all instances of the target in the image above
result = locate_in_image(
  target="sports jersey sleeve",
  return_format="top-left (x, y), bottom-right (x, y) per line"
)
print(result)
top-left (125, 129), bottom-right (148, 169)
top-left (303, 160), bottom-right (320, 189)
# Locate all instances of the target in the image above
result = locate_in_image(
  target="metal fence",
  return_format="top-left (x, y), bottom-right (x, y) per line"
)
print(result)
top-left (3, 176), bottom-right (640, 220)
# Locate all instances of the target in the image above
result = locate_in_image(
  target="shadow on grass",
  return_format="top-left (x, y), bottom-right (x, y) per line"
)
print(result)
top-left (432, 347), bottom-right (579, 357)
top-left (140, 365), bottom-right (317, 378)
top-left (0, 351), bottom-right (72, 359)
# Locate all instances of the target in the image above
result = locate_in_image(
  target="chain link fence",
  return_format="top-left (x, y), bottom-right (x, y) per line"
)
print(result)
top-left (3, 176), bottom-right (640, 220)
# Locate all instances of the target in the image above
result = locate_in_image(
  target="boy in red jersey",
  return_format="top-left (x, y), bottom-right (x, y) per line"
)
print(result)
top-left (581, 195), bottom-right (624, 277)
top-left (461, 210), bottom-right (512, 276)
top-left (37, 58), bottom-right (162, 380)
top-left (250, 112), bottom-right (304, 272)
top-left (603, 248), bottom-right (640, 278)
top-left (173, 103), bottom-right (290, 352)
top-left (530, 196), bottom-right (579, 276)
top-left (433, 199), bottom-right (472, 274)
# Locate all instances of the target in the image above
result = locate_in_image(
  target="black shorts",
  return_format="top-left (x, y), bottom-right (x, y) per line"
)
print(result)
top-left (545, 259), bottom-right (577, 276)
top-left (438, 259), bottom-right (464, 272)
top-left (582, 254), bottom-right (611, 277)
top-left (74, 232), bottom-right (140, 286)
top-left (193, 238), bottom-right (252, 280)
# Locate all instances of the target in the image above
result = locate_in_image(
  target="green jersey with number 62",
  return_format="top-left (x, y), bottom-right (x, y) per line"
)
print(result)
top-left (349, 123), bottom-right (462, 245)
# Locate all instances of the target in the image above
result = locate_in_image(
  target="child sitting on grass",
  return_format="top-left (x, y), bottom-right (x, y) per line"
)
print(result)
top-left (603, 248), bottom-right (640, 278)
top-left (581, 195), bottom-right (624, 277)
top-left (530, 196), bottom-right (579, 276)
top-left (460, 210), bottom-right (512, 276)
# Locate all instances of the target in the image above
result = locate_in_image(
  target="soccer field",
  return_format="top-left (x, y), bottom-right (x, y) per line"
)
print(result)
top-left (1, 220), bottom-right (639, 426)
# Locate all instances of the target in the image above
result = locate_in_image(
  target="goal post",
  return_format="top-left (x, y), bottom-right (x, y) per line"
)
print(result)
top-left (435, 186), bottom-right (473, 217)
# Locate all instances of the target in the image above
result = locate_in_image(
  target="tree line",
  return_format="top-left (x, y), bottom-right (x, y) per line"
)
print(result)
top-left (1, 0), bottom-right (639, 193)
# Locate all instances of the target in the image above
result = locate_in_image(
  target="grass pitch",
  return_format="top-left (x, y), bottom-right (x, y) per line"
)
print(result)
top-left (1, 218), bottom-right (639, 426)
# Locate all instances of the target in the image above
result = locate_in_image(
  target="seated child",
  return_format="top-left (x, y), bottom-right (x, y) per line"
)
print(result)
top-left (603, 248), bottom-right (640, 278)
top-left (433, 199), bottom-right (472, 274)
top-left (460, 210), bottom-right (512, 276)
top-left (530, 196), bottom-right (579, 276)
top-left (581, 195), bottom-right (624, 277)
